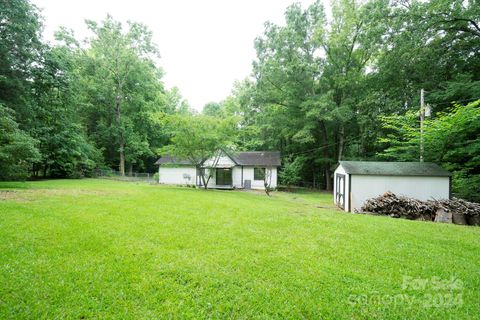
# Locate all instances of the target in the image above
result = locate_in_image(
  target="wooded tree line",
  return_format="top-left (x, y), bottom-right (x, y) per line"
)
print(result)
top-left (211, 0), bottom-right (479, 201)
top-left (1, 0), bottom-right (479, 200)
top-left (1, 0), bottom-right (190, 179)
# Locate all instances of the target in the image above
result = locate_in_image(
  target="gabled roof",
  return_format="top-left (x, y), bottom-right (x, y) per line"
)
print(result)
top-left (338, 161), bottom-right (451, 177)
top-left (231, 151), bottom-right (281, 166)
top-left (155, 151), bottom-right (281, 167)
top-left (154, 155), bottom-right (192, 165)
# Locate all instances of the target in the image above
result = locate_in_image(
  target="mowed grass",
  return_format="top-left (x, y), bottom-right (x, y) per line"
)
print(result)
top-left (0, 179), bottom-right (479, 319)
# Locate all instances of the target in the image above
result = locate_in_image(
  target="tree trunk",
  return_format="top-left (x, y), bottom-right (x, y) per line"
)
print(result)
top-left (197, 166), bottom-right (208, 189)
top-left (116, 90), bottom-right (125, 176)
top-left (338, 124), bottom-right (345, 161)
top-left (325, 168), bottom-right (332, 191)
top-left (201, 173), bottom-right (208, 189)
top-left (320, 120), bottom-right (332, 191)
top-left (119, 141), bottom-right (125, 176)
top-left (43, 161), bottom-right (48, 178)
top-left (32, 164), bottom-right (38, 177)
top-left (128, 163), bottom-right (133, 177)
top-left (264, 169), bottom-right (272, 196)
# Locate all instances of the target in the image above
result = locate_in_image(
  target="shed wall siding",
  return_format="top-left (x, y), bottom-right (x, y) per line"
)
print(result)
top-left (350, 175), bottom-right (450, 212)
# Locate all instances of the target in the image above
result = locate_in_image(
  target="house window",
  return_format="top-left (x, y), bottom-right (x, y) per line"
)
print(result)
top-left (254, 168), bottom-right (265, 180)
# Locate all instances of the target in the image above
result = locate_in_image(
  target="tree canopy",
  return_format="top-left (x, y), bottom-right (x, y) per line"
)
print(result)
top-left (0, 0), bottom-right (478, 200)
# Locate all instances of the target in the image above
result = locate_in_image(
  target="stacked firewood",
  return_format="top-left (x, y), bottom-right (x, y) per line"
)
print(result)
top-left (361, 192), bottom-right (437, 220)
top-left (360, 192), bottom-right (480, 224)
top-left (434, 197), bottom-right (480, 216)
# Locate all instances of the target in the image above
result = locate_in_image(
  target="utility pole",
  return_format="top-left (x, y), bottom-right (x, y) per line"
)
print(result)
top-left (420, 88), bottom-right (425, 162)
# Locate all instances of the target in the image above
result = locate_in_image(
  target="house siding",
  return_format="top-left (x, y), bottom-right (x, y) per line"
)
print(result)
top-left (242, 166), bottom-right (278, 189)
top-left (157, 150), bottom-right (279, 190)
top-left (158, 166), bottom-right (197, 185)
top-left (203, 154), bottom-right (236, 168)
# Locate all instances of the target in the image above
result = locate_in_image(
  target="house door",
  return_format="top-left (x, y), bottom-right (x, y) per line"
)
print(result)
top-left (216, 168), bottom-right (232, 186)
top-left (335, 173), bottom-right (346, 209)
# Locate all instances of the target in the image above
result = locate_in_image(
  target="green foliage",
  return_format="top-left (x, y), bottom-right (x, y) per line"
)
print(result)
top-left (225, 0), bottom-right (480, 196)
top-left (1, 0), bottom-right (479, 201)
top-left (279, 156), bottom-right (303, 188)
top-left (244, 0), bottom-right (390, 189)
top-left (0, 105), bottom-right (40, 180)
top-left (0, 0), bottom-right (43, 121)
top-left (160, 114), bottom-right (237, 187)
top-left (76, 16), bottom-right (167, 175)
top-left (379, 99), bottom-right (480, 201)
top-left (202, 102), bottom-right (225, 117)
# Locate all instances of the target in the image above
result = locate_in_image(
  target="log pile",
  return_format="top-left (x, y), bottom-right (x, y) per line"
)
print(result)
top-left (435, 198), bottom-right (480, 216)
top-left (361, 192), bottom-right (437, 220)
top-left (360, 192), bottom-right (480, 225)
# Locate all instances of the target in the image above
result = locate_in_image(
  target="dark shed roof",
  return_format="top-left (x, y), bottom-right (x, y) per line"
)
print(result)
top-left (339, 161), bottom-right (451, 177)
top-left (155, 151), bottom-right (281, 167)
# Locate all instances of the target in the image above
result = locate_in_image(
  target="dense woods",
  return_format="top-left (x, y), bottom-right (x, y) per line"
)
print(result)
top-left (1, 0), bottom-right (479, 200)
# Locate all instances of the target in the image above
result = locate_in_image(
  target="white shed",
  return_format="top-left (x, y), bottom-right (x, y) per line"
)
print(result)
top-left (333, 161), bottom-right (452, 212)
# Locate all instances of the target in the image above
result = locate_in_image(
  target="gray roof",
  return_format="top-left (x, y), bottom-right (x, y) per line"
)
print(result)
top-left (231, 151), bottom-right (281, 166)
top-left (154, 155), bottom-right (192, 165)
top-left (339, 161), bottom-right (451, 177)
top-left (155, 151), bottom-right (281, 167)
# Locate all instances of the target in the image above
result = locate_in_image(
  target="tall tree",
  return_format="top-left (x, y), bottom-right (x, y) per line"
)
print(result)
top-left (78, 16), bottom-right (166, 175)
top-left (250, 0), bottom-right (387, 189)
top-left (0, 0), bottom-right (43, 124)
top-left (379, 99), bottom-right (480, 201)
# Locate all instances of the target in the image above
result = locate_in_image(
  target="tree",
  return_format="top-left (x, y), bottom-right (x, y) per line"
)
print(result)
top-left (250, 0), bottom-right (387, 189)
top-left (202, 102), bottom-right (225, 117)
top-left (160, 114), bottom-right (237, 188)
top-left (0, 105), bottom-right (40, 180)
top-left (279, 156), bottom-right (303, 192)
top-left (263, 168), bottom-right (275, 196)
top-left (379, 99), bottom-right (480, 202)
top-left (29, 42), bottom-right (101, 178)
top-left (0, 0), bottom-right (43, 124)
top-left (79, 16), bottom-right (165, 175)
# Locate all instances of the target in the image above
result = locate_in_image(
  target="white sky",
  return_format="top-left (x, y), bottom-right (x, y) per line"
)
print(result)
top-left (32, 0), bottom-right (328, 110)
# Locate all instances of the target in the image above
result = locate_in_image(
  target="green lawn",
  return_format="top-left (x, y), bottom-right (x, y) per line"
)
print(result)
top-left (0, 179), bottom-right (479, 319)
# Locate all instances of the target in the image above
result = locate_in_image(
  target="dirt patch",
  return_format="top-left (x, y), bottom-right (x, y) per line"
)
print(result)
top-left (0, 190), bottom-right (29, 202)
top-left (0, 188), bottom-right (118, 202)
top-left (35, 189), bottom-right (113, 196)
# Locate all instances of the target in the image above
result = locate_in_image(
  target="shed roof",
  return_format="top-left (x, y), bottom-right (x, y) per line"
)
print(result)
top-left (338, 161), bottom-right (451, 177)
top-left (155, 151), bottom-right (281, 167)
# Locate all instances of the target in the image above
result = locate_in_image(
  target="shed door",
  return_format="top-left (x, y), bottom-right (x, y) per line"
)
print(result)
top-left (335, 173), bottom-right (346, 209)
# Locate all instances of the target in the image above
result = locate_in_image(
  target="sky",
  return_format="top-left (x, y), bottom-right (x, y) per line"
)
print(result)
top-left (32, 0), bottom-right (327, 110)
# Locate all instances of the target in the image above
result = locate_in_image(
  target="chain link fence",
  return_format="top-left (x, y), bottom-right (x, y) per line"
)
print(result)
top-left (95, 169), bottom-right (156, 183)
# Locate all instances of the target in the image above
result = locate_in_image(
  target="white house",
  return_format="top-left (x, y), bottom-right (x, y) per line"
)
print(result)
top-left (155, 151), bottom-right (281, 190)
top-left (333, 161), bottom-right (451, 212)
